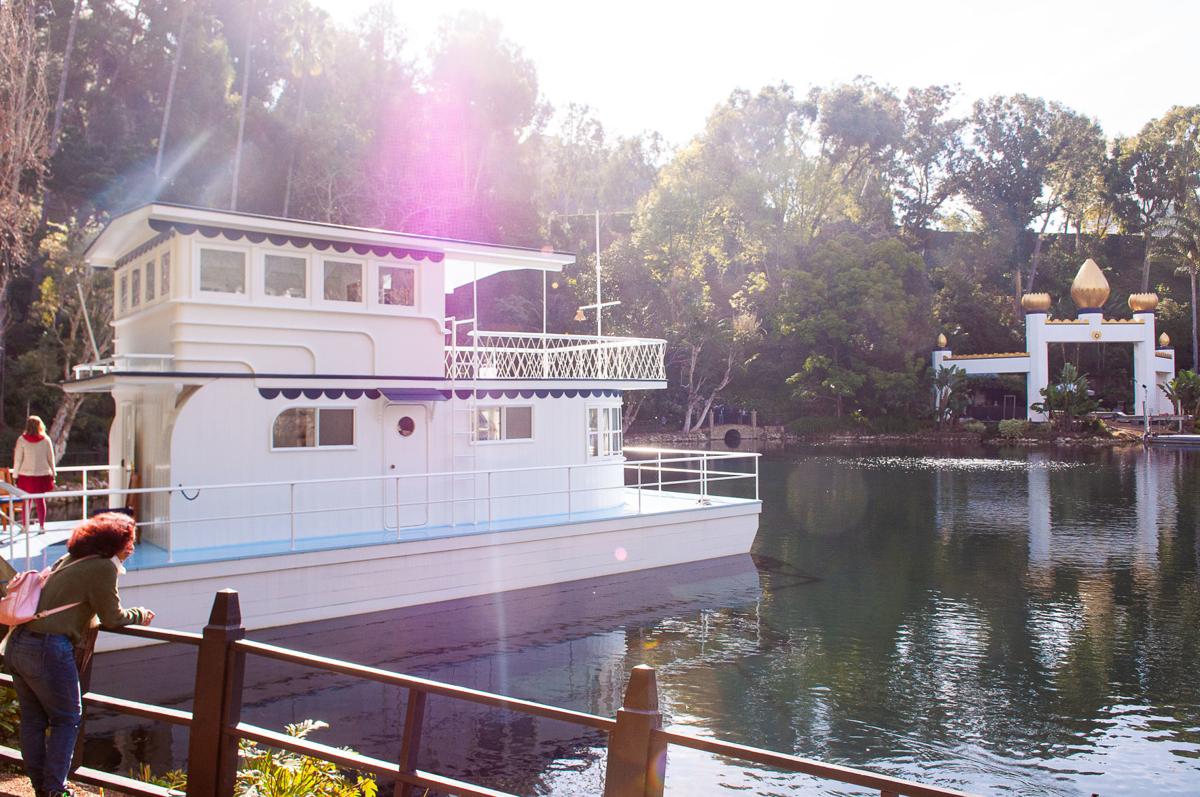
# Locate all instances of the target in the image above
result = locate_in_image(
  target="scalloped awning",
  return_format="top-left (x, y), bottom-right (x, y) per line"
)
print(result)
top-left (148, 219), bottom-right (444, 263)
top-left (257, 388), bottom-right (622, 401)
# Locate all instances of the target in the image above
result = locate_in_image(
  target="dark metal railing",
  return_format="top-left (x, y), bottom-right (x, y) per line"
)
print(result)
top-left (0, 590), bottom-right (977, 797)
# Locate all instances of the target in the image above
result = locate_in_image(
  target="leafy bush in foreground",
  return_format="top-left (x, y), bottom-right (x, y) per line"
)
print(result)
top-left (135, 720), bottom-right (377, 797)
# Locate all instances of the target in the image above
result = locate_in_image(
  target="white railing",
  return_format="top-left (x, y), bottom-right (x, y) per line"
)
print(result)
top-left (1, 449), bottom-right (758, 567)
top-left (446, 332), bottom-right (666, 381)
top-left (72, 353), bottom-right (175, 380)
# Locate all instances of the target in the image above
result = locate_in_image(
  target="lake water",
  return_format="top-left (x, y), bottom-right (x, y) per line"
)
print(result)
top-left (89, 444), bottom-right (1200, 795)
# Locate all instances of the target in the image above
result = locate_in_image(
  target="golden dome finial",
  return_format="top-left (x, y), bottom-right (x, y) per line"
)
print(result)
top-left (1129, 293), bottom-right (1159, 312)
top-left (936, 333), bottom-right (947, 348)
top-left (1070, 259), bottom-right (1109, 309)
top-left (1021, 293), bottom-right (1052, 312)
top-left (1159, 332), bottom-right (1170, 347)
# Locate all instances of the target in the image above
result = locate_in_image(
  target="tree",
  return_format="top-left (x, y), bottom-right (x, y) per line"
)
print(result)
top-left (1106, 106), bottom-right (1200, 291)
top-left (891, 85), bottom-right (965, 242)
top-left (0, 0), bottom-right (50, 375)
top-left (33, 222), bottom-right (113, 460)
top-left (963, 95), bottom-right (1105, 304)
top-left (1031, 363), bottom-right (1099, 431)
top-left (1159, 201), bottom-right (1200, 370)
top-left (1160, 370), bottom-right (1200, 419)
top-left (931, 364), bottom-right (968, 429)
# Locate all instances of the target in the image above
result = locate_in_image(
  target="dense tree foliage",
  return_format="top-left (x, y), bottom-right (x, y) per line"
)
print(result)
top-left (5, 0), bottom-right (1200, 456)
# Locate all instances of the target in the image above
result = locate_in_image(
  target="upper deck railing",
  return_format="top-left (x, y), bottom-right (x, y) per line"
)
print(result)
top-left (446, 332), bottom-right (666, 381)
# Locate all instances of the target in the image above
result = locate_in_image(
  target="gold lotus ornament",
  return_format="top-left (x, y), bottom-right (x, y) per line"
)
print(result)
top-left (1020, 293), bottom-right (1052, 312)
top-left (1159, 332), bottom-right (1170, 347)
top-left (1070, 259), bottom-right (1110, 309)
top-left (937, 333), bottom-right (948, 348)
top-left (1128, 292), bottom-right (1159, 312)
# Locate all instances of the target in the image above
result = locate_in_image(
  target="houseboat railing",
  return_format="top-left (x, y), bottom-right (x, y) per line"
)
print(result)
top-left (446, 332), bottom-right (666, 381)
top-left (1, 450), bottom-right (759, 567)
top-left (0, 590), bottom-right (978, 797)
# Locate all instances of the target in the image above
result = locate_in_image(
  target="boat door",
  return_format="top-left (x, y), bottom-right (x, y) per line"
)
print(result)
top-left (383, 404), bottom-right (429, 529)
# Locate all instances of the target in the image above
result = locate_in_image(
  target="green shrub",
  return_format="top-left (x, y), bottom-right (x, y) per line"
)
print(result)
top-left (135, 720), bottom-right (377, 797)
top-left (867, 416), bottom-right (927, 434)
top-left (998, 419), bottom-right (1029, 438)
top-left (960, 420), bottom-right (986, 434)
top-left (0, 687), bottom-right (19, 746)
top-left (785, 416), bottom-right (863, 436)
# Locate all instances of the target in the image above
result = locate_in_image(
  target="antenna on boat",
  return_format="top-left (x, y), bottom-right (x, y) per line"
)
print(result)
top-left (575, 209), bottom-right (619, 335)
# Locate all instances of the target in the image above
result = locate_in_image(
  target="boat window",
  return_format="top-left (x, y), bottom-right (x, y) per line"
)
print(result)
top-left (475, 407), bottom-right (501, 441)
top-left (130, 268), bottom-right (141, 307)
top-left (378, 265), bottom-right (415, 306)
top-left (144, 259), bottom-right (155, 301)
top-left (588, 405), bottom-right (622, 457)
top-left (273, 408), bottom-right (355, 449)
top-left (160, 252), bottom-right (170, 297)
top-left (199, 248), bottom-right (246, 294)
top-left (318, 408), bottom-right (354, 446)
top-left (323, 260), bottom-right (362, 302)
top-left (118, 274), bottom-right (128, 315)
top-left (506, 406), bottom-right (533, 439)
top-left (265, 254), bottom-right (307, 298)
top-left (475, 406), bottom-right (532, 442)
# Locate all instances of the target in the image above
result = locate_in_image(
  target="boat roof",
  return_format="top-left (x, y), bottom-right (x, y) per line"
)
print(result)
top-left (84, 203), bottom-right (577, 277)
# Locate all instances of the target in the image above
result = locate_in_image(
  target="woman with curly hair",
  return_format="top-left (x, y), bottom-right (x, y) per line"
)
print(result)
top-left (3, 513), bottom-right (154, 797)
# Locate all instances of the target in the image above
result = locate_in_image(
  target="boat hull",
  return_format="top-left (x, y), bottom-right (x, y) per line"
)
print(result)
top-left (103, 500), bottom-right (760, 651)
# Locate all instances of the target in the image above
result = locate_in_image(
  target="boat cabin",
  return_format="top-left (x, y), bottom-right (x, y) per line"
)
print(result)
top-left (67, 204), bottom-right (668, 557)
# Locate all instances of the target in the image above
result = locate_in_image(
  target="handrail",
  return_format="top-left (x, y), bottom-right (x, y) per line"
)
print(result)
top-left (236, 638), bottom-right (616, 731)
top-left (655, 729), bottom-right (977, 797)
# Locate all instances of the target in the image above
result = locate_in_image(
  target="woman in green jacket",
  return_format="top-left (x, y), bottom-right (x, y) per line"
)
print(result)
top-left (4, 512), bottom-right (153, 797)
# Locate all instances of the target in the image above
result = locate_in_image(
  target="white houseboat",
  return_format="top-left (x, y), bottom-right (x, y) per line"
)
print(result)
top-left (46, 204), bottom-right (760, 646)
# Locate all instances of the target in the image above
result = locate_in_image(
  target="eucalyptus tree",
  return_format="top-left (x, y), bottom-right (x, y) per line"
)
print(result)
top-left (963, 95), bottom-right (1105, 301)
top-left (1106, 105), bottom-right (1200, 292)
top-left (891, 84), bottom-right (966, 243)
top-left (1160, 203), bottom-right (1200, 369)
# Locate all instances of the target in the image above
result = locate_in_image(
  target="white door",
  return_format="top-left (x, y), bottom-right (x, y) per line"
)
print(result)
top-left (383, 404), bottom-right (429, 528)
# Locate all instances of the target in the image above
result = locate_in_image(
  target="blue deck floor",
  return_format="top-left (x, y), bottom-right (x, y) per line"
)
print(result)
top-left (4, 490), bottom-right (752, 572)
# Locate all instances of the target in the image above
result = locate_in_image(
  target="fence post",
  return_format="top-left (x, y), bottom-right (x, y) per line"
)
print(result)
top-left (186, 589), bottom-right (246, 797)
top-left (395, 689), bottom-right (428, 797)
top-left (603, 665), bottom-right (666, 797)
top-left (69, 627), bottom-right (100, 774)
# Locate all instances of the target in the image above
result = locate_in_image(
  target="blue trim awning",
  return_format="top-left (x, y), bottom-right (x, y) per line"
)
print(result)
top-left (379, 388), bottom-right (450, 402)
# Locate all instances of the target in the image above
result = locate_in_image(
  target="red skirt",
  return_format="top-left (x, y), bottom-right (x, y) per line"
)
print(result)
top-left (15, 474), bottom-right (55, 493)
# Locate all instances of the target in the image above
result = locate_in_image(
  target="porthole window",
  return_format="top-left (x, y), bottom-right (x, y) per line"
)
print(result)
top-left (397, 416), bottom-right (416, 437)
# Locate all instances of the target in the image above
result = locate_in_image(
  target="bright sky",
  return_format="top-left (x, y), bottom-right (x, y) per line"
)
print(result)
top-left (313, 0), bottom-right (1200, 146)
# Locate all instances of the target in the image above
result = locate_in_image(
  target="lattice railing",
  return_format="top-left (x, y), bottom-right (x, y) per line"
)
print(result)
top-left (446, 332), bottom-right (666, 381)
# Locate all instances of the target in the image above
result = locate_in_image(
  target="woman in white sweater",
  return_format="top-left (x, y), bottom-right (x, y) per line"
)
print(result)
top-left (13, 416), bottom-right (55, 531)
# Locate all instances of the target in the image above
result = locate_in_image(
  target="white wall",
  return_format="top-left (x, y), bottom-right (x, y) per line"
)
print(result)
top-left (156, 383), bottom-right (626, 551)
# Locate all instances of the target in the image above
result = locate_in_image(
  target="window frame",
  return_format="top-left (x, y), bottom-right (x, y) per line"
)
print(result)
top-left (194, 242), bottom-right (249, 301)
top-left (586, 403), bottom-right (623, 459)
top-left (258, 249), bottom-right (311, 304)
top-left (160, 251), bottom-right (171, 299)
top-left (269, 406), bottom-right (357, 452)
top-left (370, 261), bottom-right (418, 312)
top-left (117, 272), bottom-right (129, 316)
top-left (319, 257), bottom-right (366, 306)
top-left (144, 258), bottom-right (156, 303)
top-left (472, 404), bottom-right (535, 445)
top-left (130, 266), bottom-right (142, 308)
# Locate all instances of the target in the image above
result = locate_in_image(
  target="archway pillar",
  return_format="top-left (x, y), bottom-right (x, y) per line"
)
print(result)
top-left (1025, 310), bottom-right (1049, 422)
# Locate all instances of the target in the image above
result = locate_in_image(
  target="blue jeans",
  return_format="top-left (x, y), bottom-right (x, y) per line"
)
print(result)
top-left (4, 628), bottom-right (82, 794)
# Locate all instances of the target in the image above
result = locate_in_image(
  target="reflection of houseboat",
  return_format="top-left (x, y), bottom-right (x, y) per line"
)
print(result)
top-left (59, 204), bottom-right (760, 647)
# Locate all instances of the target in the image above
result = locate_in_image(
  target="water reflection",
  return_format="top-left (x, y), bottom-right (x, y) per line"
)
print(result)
top-left (88, 445), bottom-right (1200, 795)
